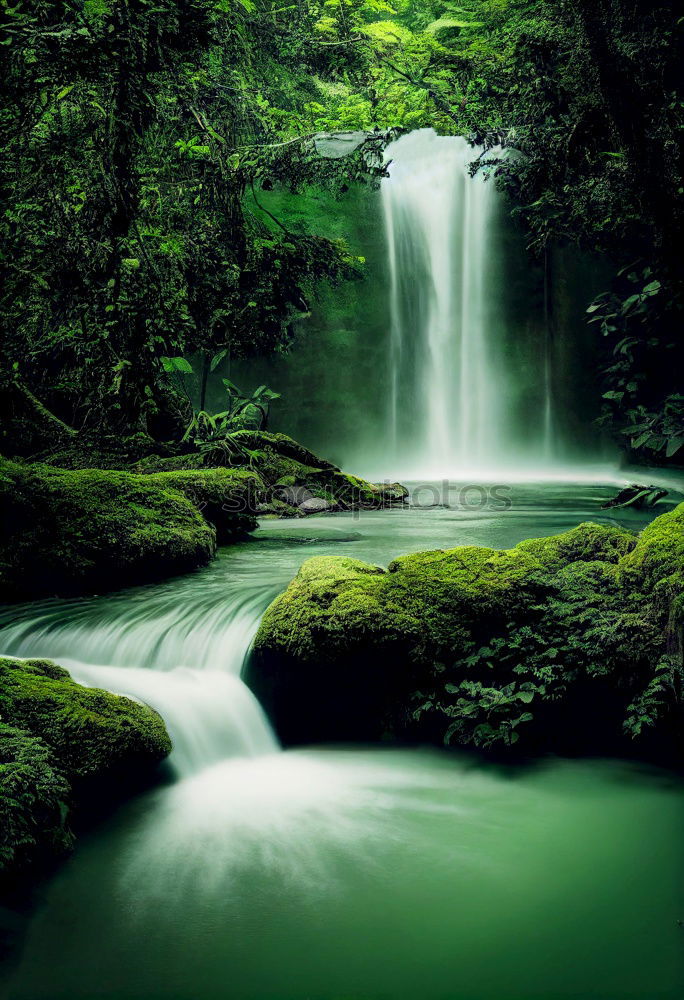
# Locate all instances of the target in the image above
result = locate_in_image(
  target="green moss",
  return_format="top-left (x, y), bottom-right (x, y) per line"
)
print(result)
top-left (134, 432), bottom-right (403, 518)
top-left (133, 454), bottom-right (210, 473)
top-left (250, 512), bottom-right (684, 755)
top-left (0, 658), bottom-right (171, 782)
top-left (618, 502), bottom-right (684, 660)
top-left (306, 470), bottom-right (379, 508)
top-left (515, 521), bottom-right (637, 571)
top-left (229, 431), bottom-right (338, 472)
top-left (618, 502), bottom-right (684, 593)
top-left (260, 454), bottom-right (320, 487)
top-left (151, 468), bottom-right (259, 543)
top-left (132, 431), bottom-right (390, 517)
top-left (0, 657), bottom-right (172, 888)
top-left (0, 459), bottom-right (216, 599)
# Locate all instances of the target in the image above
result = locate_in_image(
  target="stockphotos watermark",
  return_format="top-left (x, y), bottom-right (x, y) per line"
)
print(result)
top-left (406, 481), bottom-right (512, 512)
top-left (214, 479), bottom-right (513, 519)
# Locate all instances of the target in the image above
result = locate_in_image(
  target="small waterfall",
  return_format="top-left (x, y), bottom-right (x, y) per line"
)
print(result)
top-left (0, 576), bottom-right (279, 778)
top-left (0, 576), bottom-right (276, 673)
top-left (66, 664), bottom-right (275, 777)
top-left (383, 130), bottom-right (503, 475)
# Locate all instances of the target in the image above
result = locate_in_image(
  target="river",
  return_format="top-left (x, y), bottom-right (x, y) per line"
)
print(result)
top-left (2, 481), bottom-right (684, 999)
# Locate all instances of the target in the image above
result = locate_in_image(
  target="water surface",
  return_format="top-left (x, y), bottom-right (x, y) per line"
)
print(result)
top-left (2, 482), bottom-right (684, 999)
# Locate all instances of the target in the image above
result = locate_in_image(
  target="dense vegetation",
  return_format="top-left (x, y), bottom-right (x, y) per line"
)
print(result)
top-left (1, 0), bottom-right (681, 463)
top-left (303, 0), bottom-right (684, 462)
top-left (0, 0), bottom-right (377, 455)
top-left (0, 435), bottom-right (405, 600)
top-left (0, 657), bottom-right (171, 889)
top-left (251, 502), bottom-right (684, 755)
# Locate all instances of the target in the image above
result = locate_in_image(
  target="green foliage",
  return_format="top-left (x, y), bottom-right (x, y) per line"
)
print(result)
top-left (0, 723), bottom-right (73, 878)
top-left (180, 376), bottom-right (281, 441)
top-left (624, 655), bottom-right (680, 739)
top-left (307, 0), bottom-right (683, 464)
top-left (1, 0), bottom-right (679, 462)
top-left (0, 657), bottom-right (172, 886)
top-left (589, 266), bottom-right (683, 459)
top-left (252, 509), bottom-right (684, 752)
top-left (0, 0), bottom-right (376, 449)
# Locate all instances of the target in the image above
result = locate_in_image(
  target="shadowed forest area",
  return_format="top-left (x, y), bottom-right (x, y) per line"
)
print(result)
top-left (2, 0), bottom-right (682, 465)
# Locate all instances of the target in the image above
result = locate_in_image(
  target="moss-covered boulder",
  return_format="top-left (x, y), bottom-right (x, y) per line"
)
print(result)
top-left (617, 502), bottom-right (684, 596)
top-left (0, 431), bottom-right (404, 597)
top-left (150, 468), bottom-right (258, 544)
top-left (515, 520), bottom-right (637, 570)
top-left (0, 460), bottom-right (219, 599)
top-left (0, 658), bottom-right (171, 783)
top-left (0, 657), bottom-right (171, 890)
top-left (230, 431), bottom-right (339, 473)
top-left (249, 509), bottom-right (684, 756)
top-left (133, 431), bottom-right (407, 518)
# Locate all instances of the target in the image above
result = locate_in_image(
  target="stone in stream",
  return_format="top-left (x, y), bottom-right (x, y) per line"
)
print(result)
top-left (274, 484), bottom-right (314, 507)
top-left (298, 496), bottom-right (333, 515)
top-left (373, 482), bottom-right (409, 503)
top-left (601, 483), bottom-right (668, 509)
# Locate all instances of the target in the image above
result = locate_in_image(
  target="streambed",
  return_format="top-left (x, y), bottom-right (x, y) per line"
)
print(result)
top-left (2, 481), bottom-right (684, 999)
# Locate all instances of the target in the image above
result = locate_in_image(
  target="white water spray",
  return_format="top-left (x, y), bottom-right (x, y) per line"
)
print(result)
top-left (383, 130), bottom-right (503, 475)
top-left (0, 577), bottom-right (279, 777)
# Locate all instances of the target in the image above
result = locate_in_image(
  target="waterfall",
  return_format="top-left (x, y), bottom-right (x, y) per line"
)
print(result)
top-left (0, 576), bottom-right (279, 778)
top-left (542, 246), bottom-right (555, 462)
top-left (382, 129), bottom-right (505, 476)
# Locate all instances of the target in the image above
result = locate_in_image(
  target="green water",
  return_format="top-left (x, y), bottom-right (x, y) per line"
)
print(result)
top-left (5, 751), bottom-right (684, 1000)
top-left (2, 482), bottom-right (684, 999)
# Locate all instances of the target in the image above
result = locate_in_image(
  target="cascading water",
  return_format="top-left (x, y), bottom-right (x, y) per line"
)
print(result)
top-left (230, 129), bottom-right (617, 478)
top-left (0, 571), bottom-right (279, 777)
top-left (4, 507), bottom-right (684, 1000)
top-left (383, 130), bottom-right (504, 475)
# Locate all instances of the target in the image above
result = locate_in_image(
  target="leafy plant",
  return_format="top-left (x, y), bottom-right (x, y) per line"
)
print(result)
top-left (589, 266), bottom-right (684, 460)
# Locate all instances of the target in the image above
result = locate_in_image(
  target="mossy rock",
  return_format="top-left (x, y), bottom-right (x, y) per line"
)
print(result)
top-left (0, 657), bottom-right (172, 889)
top-left (249, 511), bottom-right (684, 755)
top-left (617, 502), bottom-right (684, 595)
top-left (133, 453), bottom-right (211, 473)
top-left (134, 432), bottom-right (405, 519)
top-left (0, 657), bottom-right (171, 783)
top-left (515, 521), bottom-right (637, 571)
top-left (151, 468), bottom-right (259, 543)
top-left (229, 431), bottom-right (339, 473)
top-left (249, 544), bottom-right (549, 743)
top-left (617, 502), bottom-right (684, 654)
top-left (0, 459), bottom-right (217, 599)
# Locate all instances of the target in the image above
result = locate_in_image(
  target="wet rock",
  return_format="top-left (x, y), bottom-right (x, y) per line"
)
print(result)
top-left (375, 482), bottom-right (410, 503)
top-left (274, 484), bottom-right (313, 506)
top-left (602, 483), bottom-right (668, 510)
top-left (299, 497), bottom-right (333, 515)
